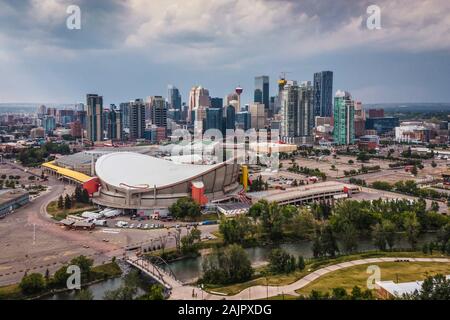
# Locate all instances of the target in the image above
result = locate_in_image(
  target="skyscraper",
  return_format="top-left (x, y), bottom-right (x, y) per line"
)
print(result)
top-left (188, 86), bottom-right (210, 123)
top-left (333, 90), bottom-right (355, 145)
top-left (298, 81), bottom-right (314, 138)
top-left (106, 106), bottom-right (123, 141)
top-left (313, 71), bottom-right (333, 117)
top-left (167, 85), bottom-right (182, 110)
top-left (236, 111), bottom-right (252, 131)
top-left (205, 108), bottom-right (223, 133)
top-left (225, 105), bottom-right (236, 131)
top-left (149, 96), bottom-right (167, 128)
top-left (119, 102), bottom-right (130, 129)
top-left (280, 80), bottom-right (314, 145)
top-left (129, 99), bottom-right (146, 140)
top-left (211, 97), bottom-right (223, 109)
top-left (249, 103), bottom-right (266, 130)
top-left (86, 94), bottom-right (103, 142)
top-left (254, 76), bottom-right (270, 116)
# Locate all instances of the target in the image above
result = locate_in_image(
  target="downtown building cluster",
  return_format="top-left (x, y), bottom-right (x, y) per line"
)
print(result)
top-left (12, 70), bottom-right (450, 151)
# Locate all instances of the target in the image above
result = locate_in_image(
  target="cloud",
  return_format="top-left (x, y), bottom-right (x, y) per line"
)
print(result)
top-left (0, 0), bottom-right (449, 103)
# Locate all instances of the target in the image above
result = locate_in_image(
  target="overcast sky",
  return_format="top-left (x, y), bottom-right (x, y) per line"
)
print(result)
top-left (1, 0), bottom-right (450, 105)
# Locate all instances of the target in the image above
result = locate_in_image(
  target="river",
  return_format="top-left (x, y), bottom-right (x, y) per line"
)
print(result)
top-left (44, 234), bottom-right (435, 299)
top-left (164, 234), bottom-right (436, 283)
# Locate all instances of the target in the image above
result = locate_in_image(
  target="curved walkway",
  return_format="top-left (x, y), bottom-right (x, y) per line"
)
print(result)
top-left (169, 257), bottom-right (450, 300)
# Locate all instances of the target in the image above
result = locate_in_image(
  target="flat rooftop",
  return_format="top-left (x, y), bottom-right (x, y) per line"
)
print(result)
top-left (247, 181), bottom-right (360, 203)
top-left (376, 275), bottom-right (450, 297)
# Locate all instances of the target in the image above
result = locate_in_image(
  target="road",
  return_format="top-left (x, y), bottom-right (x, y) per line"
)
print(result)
top-left (0, 176), bottom-right (122, 286)
top-left (169, 257), bottom-right (450, 300)
top-left (0, 171), bottom-right (219, 286)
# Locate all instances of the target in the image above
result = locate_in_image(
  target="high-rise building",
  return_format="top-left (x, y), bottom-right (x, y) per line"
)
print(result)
top-left (313, 71), bottom-right (333, 117)
top-left (106, 106), bottom-right (123, 141)
top-left (129, 99), bottom-right (146, 140)
top-left (188, 86), bottom-right (210, 123)
top-left (249, 103), bottom-right (266, 130)
top-left (354, 101), bottom-right (366, 137)
top-left (86, 94), bottom-right (103, 142)
top-left (225, 105), bottom-right (236, 131)
top-left (148, 96), bottom-right (167, 128)
top-left (254, 76), bottom-right (270, 116)
top-left (236, 111), bottom-right (252, 131)
top-left (280, 80), bottom-right (314, 145)
top-left (298, 81), bottom-right (314, 138)
top-left (205, 108), bottom-right (223, 133)
top-left (42, 116), bottom-right (56, 133)
top-left (211, 97), bottom-right (223, 109)
top-left (167, 85), bottom-right (182, 110)
top-left (37, 105), bottom-right (46, 119)
top-left (333, 90), bottom-right (355, 145)
top-left (120, 102), bottom-right (130, 129)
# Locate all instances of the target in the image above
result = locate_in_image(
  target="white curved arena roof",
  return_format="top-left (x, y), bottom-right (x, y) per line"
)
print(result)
top-left (95, 152), bottom-right (220, 189)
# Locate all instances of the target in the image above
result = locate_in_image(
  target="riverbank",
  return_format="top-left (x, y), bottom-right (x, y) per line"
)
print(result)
top-left (203, 250), bottom-right (450, 296)
top-left (0, 261), bottom-right (122, 300)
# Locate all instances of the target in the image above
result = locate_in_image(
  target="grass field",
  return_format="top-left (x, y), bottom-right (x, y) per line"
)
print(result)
top-left (295, 261), bottom-right (450, 296)
top-left (46, 200), bottom-right (96, 220)
top-left (205, 251), bottom-right (449, 296)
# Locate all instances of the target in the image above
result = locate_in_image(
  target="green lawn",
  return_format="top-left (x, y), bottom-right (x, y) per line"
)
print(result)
top-left (204, 251), bottom-right (449, 296)
top-left (295, 261), bottom-right (450, 296)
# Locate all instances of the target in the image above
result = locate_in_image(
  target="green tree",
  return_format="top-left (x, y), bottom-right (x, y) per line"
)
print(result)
top-left (248, 200), bottom-right (285, 240)
top-left (64, 194), bottom-right (72, 209)
top-left (297, 256), bottom-right (305, 271)
top-left (403, 213), bottom-right (420, 249)
top-left (168, 197), bottom-right (202, 220)
top-left (268, 248), bottom-right (296, 274)
top-left (57, 195), bottom-right (64, 209)
top-left (75, 289), bottom-right (94, 300)
top-left (339, 222), bottom-right (359, 253)
top-left (51, 266), bottom-right (69, 288)
top-left (70, 255), bottom-right (93, 279)
top-left (291, 210), bottom-right (317, 240)
top-left (19, 273), bottom-right (46, 295)
top-left (405, 274), bottom-right (450, 300)
top-left (201, 244), bottom-right (253, 285)
top-left (181, 228), bottom-right (202, 255)
top-left (219, 215), bottom-right (255, 245)
top-left (103, 285), bottom-right (137, 300)
top-left (321, 225), bottom-right (339, 257)
top-left (140, 285), bottom-right (165, 300)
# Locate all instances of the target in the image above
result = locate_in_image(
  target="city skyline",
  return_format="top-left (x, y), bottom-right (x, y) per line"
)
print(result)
top-left (1, 0), bottom-right (450, 104)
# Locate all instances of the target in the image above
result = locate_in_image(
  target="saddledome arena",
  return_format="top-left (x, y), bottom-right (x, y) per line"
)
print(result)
top-left (93, 152), bottom-right (240, 209)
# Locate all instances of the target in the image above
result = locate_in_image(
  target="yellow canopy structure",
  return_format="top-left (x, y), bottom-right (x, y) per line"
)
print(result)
top-left (41, 161), bottom-right (92, 184)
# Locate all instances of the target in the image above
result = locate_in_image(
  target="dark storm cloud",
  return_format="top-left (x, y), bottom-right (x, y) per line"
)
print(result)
top-left (0, 0), bottom-right (127, 49)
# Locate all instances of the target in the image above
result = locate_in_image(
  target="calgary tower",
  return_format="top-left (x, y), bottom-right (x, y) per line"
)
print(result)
top-left (235, 85), bottom-right (243, 111)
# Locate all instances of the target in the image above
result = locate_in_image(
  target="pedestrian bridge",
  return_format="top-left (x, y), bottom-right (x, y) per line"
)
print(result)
top-left (125, 255), bottom-right (183, 291)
